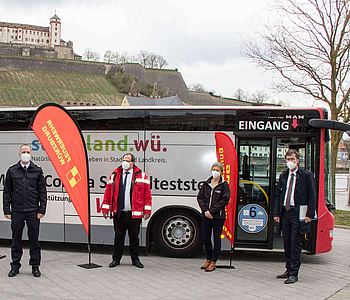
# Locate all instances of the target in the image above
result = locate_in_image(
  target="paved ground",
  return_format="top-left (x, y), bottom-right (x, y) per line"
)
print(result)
top-left (0, 189), bottom-right (349, 300)
top-left (0, 226), bottom-right (349, 300)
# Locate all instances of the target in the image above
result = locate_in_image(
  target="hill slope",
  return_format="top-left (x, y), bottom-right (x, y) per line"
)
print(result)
top-left (0, 69), bottom-right (124, 107)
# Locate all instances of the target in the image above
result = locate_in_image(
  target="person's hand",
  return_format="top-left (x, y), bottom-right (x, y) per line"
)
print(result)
top-left (5, 214), bottom-right (11, 220)
top-left (205, 211), bottom-right (213, 219)
top-left (103, 213), bottom-right (108, 219)
top-left (305, 216), bottom-right (312, 223)
top-left (144, 214), bottom-right (151, 220)
top-left (274, 217), bottom-right (280, 223)
top-left (37, 213), bottom-right (44, 219)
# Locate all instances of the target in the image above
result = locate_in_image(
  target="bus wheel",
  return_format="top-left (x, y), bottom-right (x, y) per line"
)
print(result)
top-left (152, 209), bottom-right (202, 258)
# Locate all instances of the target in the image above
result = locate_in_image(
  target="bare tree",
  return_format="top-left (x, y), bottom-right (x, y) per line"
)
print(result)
top-left (234, 88), bottom-right (248, 101)
top-left (129, 55), bottom-right (137, 63)
top-left (114, 52), bottom-right (120, 64)
top-left (120, 51), bottom-right (130, 64)
top-left (148, 53), bottom-right (158, 68)
top-left (91, 52), bottom-right (100, 62)
top-left (137, 50), bottom-right (150, 67)
top-left (83, 47), bottom-right (94, 61)
top-left (104, 50), bottom-right (114, 63)
top-left (250, 90), bottom-right (269, 104)
top-left (156, 55), bottom-right (168, 69)
top-left (188, 83), bottom-right (207, 93)
top-left (242, 0), bottom-right (350, 204)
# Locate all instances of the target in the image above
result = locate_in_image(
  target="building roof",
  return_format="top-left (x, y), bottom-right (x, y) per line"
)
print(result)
top-left (125, 96), bottom-right (184, 106)
top-left (51, 14), bottom-right (60, 20)
top-left (0, 22), bottom-right (49, 32)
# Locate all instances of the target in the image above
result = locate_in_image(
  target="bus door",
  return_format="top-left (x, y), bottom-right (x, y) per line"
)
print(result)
top-left (273, 137), bottom-right (317, 252)
top-left (235, 138), bottom-right (272, 249)
top-left (235, 136), bottom-right (316, 250)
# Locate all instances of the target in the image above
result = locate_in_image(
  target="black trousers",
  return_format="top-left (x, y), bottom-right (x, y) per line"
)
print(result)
top-left (11, 211), bottom-right (41, 269)
top-left (202, 217), bottom-right (225, 262)
top-left (113, 212), bottom-right (142, 262)
top-left (281, 208), bottom-right (303, 277)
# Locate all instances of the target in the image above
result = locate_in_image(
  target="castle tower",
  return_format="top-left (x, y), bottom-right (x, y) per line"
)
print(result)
top-left (49, 13), bottom-right (61, 48)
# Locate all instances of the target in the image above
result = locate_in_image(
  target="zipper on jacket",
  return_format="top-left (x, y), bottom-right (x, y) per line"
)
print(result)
top-left (208, 184), bottom-right (215, 208)
top-left (23, 167), bottom-right (27, 209)
top-left (206, 177), bottom-right (225, 210)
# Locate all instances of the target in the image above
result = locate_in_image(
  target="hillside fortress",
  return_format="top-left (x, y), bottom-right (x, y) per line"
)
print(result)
top-left (0, 14), bottom-right (81, 60)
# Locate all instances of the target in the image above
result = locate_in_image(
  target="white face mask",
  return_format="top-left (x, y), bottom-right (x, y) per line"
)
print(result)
top-left (21, 153), bottom-right (31, 163)
top-left (287, 161), bottom-right (297, 170)
top-left (122, 161), bottom-right (131, 170)
top-left (212, 170), bottom-right (220, 179)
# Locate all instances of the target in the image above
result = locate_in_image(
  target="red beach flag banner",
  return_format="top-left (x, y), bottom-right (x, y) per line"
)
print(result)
top-left (215, 132), bottom-right (238, 247)
top-left (31, 103), bottom-right (89, 234)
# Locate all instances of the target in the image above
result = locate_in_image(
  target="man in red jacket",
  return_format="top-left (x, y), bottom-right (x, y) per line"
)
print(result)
top-left (102, 153), bottom-right (152, 268)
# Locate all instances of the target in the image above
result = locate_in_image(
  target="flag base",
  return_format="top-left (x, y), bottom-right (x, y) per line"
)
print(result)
top-left (78, 263), bottom-right (103, 269)
top-left (216, 265), bottom-right (235, 269)
top-left (216, 248), bottom-right (235, 269)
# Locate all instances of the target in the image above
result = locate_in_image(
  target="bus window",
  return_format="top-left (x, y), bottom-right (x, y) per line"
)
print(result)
top-left (0, 110), bottom-right (34, 131)
top-left (71, 109), bottom-right (146, 130)
top-left (145, 109), bottom-right (236, 131)
top-left (275, 137), bottom-right (316, 181)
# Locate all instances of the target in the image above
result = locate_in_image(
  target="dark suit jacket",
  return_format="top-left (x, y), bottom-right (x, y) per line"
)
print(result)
top-left (274, 167), bottom-right (316, 234)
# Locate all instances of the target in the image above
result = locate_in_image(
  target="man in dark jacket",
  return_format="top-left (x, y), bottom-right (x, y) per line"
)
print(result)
top-left (274, 149), bottom-right (316, 284)
top-left (3, 144), bottom-right (47, 278)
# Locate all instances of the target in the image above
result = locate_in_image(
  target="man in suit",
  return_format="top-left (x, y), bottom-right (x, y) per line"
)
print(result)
top-left (274, 149), bottom-right (316, 284)
top-left (102, 153), bottom-right (152, 268)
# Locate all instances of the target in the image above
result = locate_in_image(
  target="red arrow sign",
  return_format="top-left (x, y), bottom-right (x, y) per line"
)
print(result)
top-left (291, 119), bottom-right (299, 128)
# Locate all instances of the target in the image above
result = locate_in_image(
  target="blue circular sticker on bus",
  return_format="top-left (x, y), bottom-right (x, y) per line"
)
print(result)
top-left (238, 204), bottom-right (268, 233)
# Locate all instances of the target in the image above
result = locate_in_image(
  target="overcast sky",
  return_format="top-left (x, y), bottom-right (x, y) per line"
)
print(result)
top-left (0, 0), bottom-right (314, 105)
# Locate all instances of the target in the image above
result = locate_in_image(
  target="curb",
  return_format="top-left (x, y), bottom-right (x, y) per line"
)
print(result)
top-left (334, 225), bottom-right (350, 230)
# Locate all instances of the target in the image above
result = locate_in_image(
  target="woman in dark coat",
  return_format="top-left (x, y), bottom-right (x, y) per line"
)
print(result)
top-left (197, 162), bottom-right (230, 272)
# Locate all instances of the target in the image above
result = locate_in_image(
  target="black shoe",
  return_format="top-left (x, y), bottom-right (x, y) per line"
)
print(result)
top-left (32, 266), bottom-right (41, 277)
top-left (109, 260), bottom-right (120, 268)
top-left (284, 276), bottom-right (298, 284)
top-left (132, 260), bottom-right (144, 268)
top-left (276, 270), bottom-right (289, 279)
top-left (8, 268), bottom-right (19, 277)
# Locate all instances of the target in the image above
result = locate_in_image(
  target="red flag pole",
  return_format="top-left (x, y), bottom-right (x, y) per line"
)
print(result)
top-left (215, 132), bottom-right (238, 269)
top-left (30, 103), bottom-right (101, 269)
top-left (77, 123), bottom-right (100, 269)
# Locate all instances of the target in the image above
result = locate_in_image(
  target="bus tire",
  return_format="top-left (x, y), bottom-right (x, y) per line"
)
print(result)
top-left (152, 209), bottom-right (202, 258)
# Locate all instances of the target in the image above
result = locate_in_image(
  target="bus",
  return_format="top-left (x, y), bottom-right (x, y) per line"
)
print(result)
top-left (0, 106), bottom-right (334, 257)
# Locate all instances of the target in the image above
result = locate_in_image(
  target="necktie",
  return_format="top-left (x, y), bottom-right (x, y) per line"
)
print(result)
top-left (285, 173), bottom-right (294, 211)
top-left (123, 172), bottom-right (129, 210)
